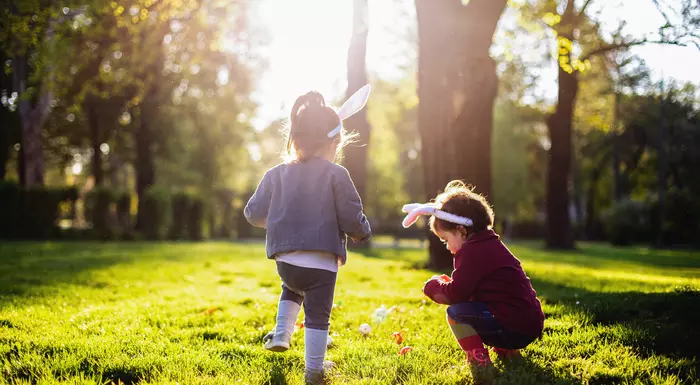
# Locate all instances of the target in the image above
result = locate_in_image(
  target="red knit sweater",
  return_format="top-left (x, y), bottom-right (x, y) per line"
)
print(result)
top-left (423, 230), bottom-right (544, 337)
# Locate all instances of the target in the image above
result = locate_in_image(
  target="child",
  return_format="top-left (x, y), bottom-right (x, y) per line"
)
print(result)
top-left (244, 89), bottom-right (372, 384)
top-left (401, 181), bottom-right (544, 368)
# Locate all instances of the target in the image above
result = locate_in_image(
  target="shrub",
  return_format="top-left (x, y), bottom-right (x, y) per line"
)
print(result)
top-left (20, 186), bottom-right (65, 239)
top-left (188, 196), bottom-right (204, 241)
top-left (140, 186), bottom-right (171, 240)
top-left (116, 191), bottom-right (132, 232)
top-left (509, 219), bottom-right (546, 240)
top-left (649, 189), bottom-right (700, 247)
top-left (603, 199), bottom-right (652, 246)
top-left (0, 181), bottom-right (21, 238)
top-left (169, 192), bottom-right (192, 240)
top-left (85, 187), bottom-right (118, 240)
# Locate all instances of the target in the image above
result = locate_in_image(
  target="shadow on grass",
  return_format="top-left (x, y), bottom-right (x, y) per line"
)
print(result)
top-left (262, 354), bottom-right (295, 385)
top-left (358, 243), bottom-right (699, 383)
top-left (352, 247), bottom-right (430, 270)
top-left (0, 242), bottom-right (143, 306)
top-left (533, 278), bottom-right (700, 362)
top-left (509, 241), bottom-right (700, 271)
top-left (494, 283), bottom-right (700, 384)
top-left (495, 356), bottom-right (578, 385)
top-left (266, 362), bottom-right (289, 385)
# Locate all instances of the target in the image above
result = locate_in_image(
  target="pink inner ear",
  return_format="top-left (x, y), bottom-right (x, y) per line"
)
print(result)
top-left (402, 210), bottom-right (422, 228)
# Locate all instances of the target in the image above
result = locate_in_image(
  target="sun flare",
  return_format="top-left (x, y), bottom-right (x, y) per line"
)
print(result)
top-left (252, 0), bottom-right (353, 123)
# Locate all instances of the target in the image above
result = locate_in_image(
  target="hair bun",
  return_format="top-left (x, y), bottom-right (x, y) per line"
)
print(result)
top-left (290, 91), bottom-right (328, 125)
top-left (301, 91), bottom-right (325, 108)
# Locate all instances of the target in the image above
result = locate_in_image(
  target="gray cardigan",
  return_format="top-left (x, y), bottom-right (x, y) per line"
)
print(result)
top-left (244, 157), bottom-right (372, 265)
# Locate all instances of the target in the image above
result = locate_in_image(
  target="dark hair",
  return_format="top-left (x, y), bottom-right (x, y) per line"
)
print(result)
top-left (429, 180), bottom-right (494, 235)
top-left (284, 91), bottom-right (352, 162)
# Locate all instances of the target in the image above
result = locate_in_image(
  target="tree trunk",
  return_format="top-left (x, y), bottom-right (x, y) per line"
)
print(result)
top-left (416, 0), bottom-right (505, 268)
top-left (135, 103), bottom-right (156, 231)
top-left (611, 92), bottom-right (621, 201)
top-left (191, 113), bottom-right (216, 240)
top-left (546, 65), bottom-right (578, 249)
top-left (88, 99), bottom-right (103, 186)
top-left (18, 131), bottom-right (25, 185)
top-left (12, 55), bottom-right (50, 187)
top-left (344, 0), bottom-right (370, 202)
top-left (416, 0), bottom-right (456, 269)
top-left (449, 0), bottom-right (505, 201)
top-left (344, 0), bottom-right (372, 249)
top-left (657, 81), bottom-right (667, 246)
top-left (584, 168), bottom-right (600, 241)
top-left (571, 147), bottom-right (584, 235)
top-left (0, 51), bottom-right (13, 181)
top-left (217, 189), bottom-right (234, 238)
top-left (451, 55), bottom-right (498, 200)
top-left (0, 122), bottom-right (10, 180)
top-left (584, 151), bottom-right (611, 241)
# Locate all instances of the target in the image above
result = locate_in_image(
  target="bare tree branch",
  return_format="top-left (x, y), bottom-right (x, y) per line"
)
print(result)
top-left (578, 0), bottom-right (595, 16)
top-left (581, 38), bottom-right (687, 61)
top-left (564, 0), bottom-right (576, 15)
top-left (651, 0), bottom-right (674, 28)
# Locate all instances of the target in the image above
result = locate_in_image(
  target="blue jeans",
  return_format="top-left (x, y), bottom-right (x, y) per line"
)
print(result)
top-left (447, 302), bottom-right (536, 350)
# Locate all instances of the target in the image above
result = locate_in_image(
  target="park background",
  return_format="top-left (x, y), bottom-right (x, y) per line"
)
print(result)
top-left (1, 0), bottom-right (699, 384)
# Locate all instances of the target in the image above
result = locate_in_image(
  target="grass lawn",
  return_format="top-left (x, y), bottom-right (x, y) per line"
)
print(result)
top-left (0, 241), bottom-right (698, 384)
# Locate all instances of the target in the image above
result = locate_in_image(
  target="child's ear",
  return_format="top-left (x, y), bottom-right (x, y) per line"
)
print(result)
top-left (457, 225), bottom-right (468, 237)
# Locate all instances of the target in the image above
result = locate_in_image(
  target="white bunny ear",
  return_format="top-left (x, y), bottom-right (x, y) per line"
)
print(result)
top-left (337, 84), bottom-right (371, 121)
top-left (328, 84), bottom-right (372, 138)
top-left (402, 209), bottom-right (425, 228)
top-left (402, 203), bottom-right (436, 213)
top-left (402, 205), bottom-right (437, 228)
top-left (400, 202), bottom-right (473, 228)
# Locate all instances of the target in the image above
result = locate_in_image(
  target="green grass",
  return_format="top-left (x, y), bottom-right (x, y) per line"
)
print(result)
top-left (0, 241), bottom-right (698, 385)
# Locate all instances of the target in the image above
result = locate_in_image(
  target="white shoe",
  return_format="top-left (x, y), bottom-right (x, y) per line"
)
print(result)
top-left (263, 331), bottom-right (291, 352)
top-left (304, 361), bottom-right (334, 385)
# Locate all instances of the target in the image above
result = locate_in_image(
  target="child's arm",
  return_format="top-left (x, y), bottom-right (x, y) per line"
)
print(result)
top-left (423, 265), bottom-right (478, 305)
top-left (244, 171), bottom-right (273, 228)
top-left (422, 275), bottom-right (452, 304)
top-left (333, 167), bottom-right (372, 243)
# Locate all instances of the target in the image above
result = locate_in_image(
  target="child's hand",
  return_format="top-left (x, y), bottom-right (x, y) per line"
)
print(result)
top-left (438, 274), bottom-right (452, 283)
top-left (351, 233), bottom-right (372, 244)
top-left (422, 276), bottom-right (451, 305)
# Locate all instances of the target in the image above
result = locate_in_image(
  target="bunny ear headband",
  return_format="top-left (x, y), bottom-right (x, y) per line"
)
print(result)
top-left (401, 203), bottom-right (474, 228)
top-left (327, 84), bottom-right (372, 138)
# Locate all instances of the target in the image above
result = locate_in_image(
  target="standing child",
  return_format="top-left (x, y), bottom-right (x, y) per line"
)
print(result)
top-left (244, 87), bottom-right (372, 384)
top-left (401, 181), bottom-right (544, 370)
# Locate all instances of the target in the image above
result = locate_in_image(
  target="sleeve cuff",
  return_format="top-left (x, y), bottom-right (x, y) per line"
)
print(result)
top-left (423, 279), bottom-right (440, 299)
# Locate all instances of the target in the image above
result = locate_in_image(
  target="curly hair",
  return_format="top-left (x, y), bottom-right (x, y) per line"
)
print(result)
top-left (429, 180), bottom-right (494, 235)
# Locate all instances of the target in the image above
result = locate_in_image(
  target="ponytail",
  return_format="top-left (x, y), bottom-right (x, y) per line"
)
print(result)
top-left (285, 91), bottom-right (340, 162)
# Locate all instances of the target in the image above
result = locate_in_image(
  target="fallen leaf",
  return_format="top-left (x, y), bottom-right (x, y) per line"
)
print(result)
top-left (399, 346), bottom-right (413, 355)
top-left (203, 306), bottom-right (221, 315)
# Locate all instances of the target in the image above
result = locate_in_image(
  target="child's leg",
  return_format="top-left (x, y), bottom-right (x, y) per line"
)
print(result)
top-left (275, 285), bottom-right (303, 336)
top-left (302, 273), bottom-right (336, 377)
top-left (264, 263), bottom-right (306, 352)
top-left (446, 302), bottom-right (501, 366)
top-left (489, 330), bottom-right (537, 360)
top-left (446, 313), bottom-right (484, 351)
top-left (264, 284), bottom-right (303, 352)
top-left (275, 261), bottom-right (337, 380)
